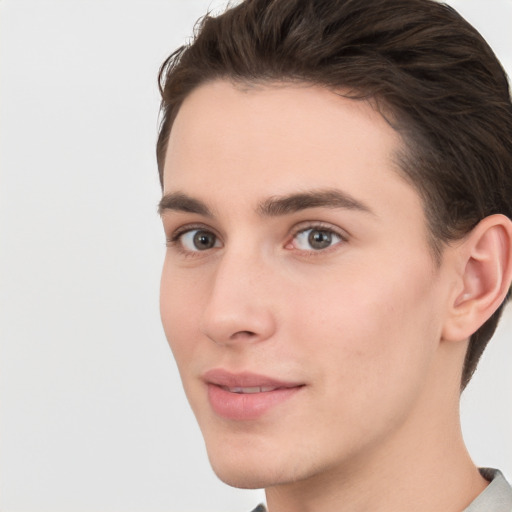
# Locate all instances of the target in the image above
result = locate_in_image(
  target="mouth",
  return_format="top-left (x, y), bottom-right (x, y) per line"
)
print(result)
top-left (220, 385), bottom-right (286, 394)
top-left (203, 369), bottom-right (305, 421)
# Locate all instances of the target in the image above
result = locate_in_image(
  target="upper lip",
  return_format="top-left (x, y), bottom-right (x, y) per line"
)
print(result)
top-left (203, 369), bottom-right (304, 389)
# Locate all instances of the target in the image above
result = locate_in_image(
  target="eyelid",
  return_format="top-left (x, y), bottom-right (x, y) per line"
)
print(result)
top-left (290, 221), bottom-right (349, 240)
top-left (167, 222), bottom-right (217, 241)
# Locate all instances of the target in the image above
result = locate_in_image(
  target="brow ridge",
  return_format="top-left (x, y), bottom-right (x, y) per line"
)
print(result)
top-left (158, 188), bottom-right (373, 218)
top-left (257, 189), bottom-right (374, 216)
top-left (158, 192), bottom-right (213, 217)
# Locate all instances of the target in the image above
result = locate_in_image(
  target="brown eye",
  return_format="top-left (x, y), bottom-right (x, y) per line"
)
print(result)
top-left (180, 229), bottom-right (220, 251)
top-left (193, 231), bottom-right (217, 249)
top-left (308, 230), bottom-right (332, 249)
top-left (293, 227), bottom-right (342, 251)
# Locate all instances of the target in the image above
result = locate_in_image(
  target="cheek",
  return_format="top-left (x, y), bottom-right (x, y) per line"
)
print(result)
top-left (283, 274), bottom-right (439, 453)
top-left (286, 257), bottom-right (441, 399)
top-left (159, 259), bottom-right (205, 362)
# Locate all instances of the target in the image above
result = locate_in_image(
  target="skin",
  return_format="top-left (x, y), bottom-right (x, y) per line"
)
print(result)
top-left (159, 80), bottom-right (489, 512)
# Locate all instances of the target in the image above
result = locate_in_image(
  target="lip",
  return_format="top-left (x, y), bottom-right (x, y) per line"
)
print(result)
top-left (203, 369), bottom-right (305, 421)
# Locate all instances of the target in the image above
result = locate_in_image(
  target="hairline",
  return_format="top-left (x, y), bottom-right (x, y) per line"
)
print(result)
top-left (158, 76), bottom-right (449, 265)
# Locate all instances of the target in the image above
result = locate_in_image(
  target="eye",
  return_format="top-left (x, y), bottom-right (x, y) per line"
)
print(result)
top-left (292, 227), bottom-right (343, 251)
top-left (178, 229), bottom-right (221, 252)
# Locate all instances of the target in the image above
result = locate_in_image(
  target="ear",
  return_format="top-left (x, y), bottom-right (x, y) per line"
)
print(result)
top-left (442, 214), bottom-right (512, 343)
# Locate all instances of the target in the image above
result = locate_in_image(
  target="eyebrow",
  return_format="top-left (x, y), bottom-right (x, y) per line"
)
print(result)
top-left (158, 189), bottom-right (374, 217)
top-left (158, 192), bottom-right (213, 217)
top-left (257, 189), bottom-right (374, 217)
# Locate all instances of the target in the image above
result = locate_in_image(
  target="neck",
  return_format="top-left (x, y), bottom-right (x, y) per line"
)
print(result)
top-left (265, 413), bottom-right (486, 512)
top-left (265, 346), bottom-right (487, 512)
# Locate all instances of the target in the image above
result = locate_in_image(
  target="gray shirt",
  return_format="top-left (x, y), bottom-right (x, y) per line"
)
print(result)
top-left (251, 468), bottom-right (512, 512)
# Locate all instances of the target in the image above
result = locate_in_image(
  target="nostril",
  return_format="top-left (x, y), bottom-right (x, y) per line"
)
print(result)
top-left (202, 329), bottom-right (257, 346)
top-left (231, 330), bottom-right (257, 339)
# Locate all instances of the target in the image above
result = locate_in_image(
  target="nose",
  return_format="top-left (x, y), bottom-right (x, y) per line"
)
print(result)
top-left (199, 249), bottom-right (277, 347)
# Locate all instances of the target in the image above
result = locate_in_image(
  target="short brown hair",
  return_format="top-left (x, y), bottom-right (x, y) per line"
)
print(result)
top-left (156, 0), bottom-right (512, 389)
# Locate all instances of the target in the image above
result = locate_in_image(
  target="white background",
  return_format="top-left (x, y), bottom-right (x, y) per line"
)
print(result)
top-left (1, 1), bottom-right (511, 511)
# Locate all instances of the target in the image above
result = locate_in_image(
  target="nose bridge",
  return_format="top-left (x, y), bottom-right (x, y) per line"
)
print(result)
top-left (200, 242), bottom-right (276, 345)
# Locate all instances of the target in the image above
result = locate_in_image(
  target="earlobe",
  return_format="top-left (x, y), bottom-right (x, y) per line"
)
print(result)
top-left (442, 214), bottom-right (512, 342)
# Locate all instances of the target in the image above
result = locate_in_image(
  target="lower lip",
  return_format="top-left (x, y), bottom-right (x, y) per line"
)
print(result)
top-left (207, 384), bottom-right (303, 421)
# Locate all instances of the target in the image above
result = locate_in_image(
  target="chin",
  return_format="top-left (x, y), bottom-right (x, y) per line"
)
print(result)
top-left (205, 437), bottom-right (315, 490)
top-left (209, 458), bottom-right (302, 490)
top-left (211, 463), bottom-right (271, 489)
top-left (205, 440), bottom-right (277, 489)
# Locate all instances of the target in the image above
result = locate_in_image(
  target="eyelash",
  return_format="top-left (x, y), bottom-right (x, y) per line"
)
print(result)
top-left (166, 222), bottom-right (347, 257)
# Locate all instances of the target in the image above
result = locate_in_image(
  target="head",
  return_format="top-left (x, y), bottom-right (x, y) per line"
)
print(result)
top-left (157, 0), bottom-right (512, 389)
top-left (157, 0), bottom-right (512, 490)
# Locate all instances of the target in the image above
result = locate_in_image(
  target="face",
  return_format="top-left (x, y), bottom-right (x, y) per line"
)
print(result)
top-left (159, 80), bottom-right (455, 490)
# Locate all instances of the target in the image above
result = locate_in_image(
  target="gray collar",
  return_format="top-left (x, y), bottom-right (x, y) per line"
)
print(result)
top-left (463, 468), bottom-right (512, 511)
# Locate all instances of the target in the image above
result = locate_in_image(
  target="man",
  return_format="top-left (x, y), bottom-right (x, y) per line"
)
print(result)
top-left (156, 0), bottom-right (512, 510)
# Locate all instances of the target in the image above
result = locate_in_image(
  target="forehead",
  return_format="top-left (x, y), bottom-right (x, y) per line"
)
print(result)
top-left (163, 80), bottom-right (420, 219)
